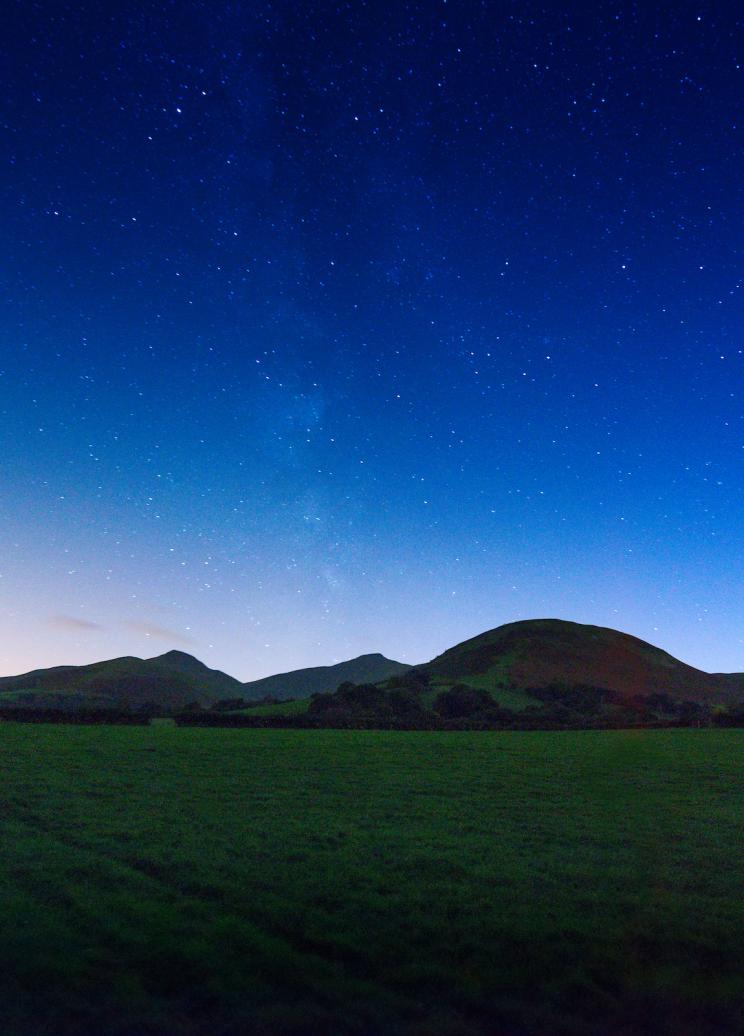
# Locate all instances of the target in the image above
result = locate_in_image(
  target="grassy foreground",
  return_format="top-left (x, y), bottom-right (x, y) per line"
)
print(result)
top-left (1, 725), bottom-right (743, 1035)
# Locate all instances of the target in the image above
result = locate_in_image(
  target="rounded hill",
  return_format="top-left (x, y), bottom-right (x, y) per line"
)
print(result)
top-left (426, 619), bottom-right (743, 702)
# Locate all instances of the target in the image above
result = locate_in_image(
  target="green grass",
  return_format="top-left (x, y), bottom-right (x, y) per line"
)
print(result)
top-left (421, 672), bottom-right (535, 711)
top-left (454, 672), bottom-right (536, 710)
top-left (424, 646), bottom-right (537, 712)
top-left (0, 687), bottom-right (118, 706)
top-left (0, 687), bottom-right (72, 702)
top-left (1, 724), bottom-right (743, 1035)
top-left (0, 688), bottom-right (42, 702)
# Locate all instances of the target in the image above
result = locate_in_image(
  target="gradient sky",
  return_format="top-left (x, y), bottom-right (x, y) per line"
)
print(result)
top-left (1, 1), bottom-right (743, 680)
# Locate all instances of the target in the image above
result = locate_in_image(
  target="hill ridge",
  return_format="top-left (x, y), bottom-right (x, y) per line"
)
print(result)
top-left (0, 650), bottom-right (242, 710)
top-left (242, 653), bottom-right (411, 701)
top-left (2, 620), bottom-right (742, 710)
top-left (425, 618), bottom-right (744, 703)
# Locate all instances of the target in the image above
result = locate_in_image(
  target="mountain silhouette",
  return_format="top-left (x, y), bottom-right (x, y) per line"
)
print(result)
top-left (2, 620), bottom-right (742, 711)
top-left (0, 651), bottom-right (242, 709)
top-left (425, 618), bottom-right (744, 702)
top-left (242, 653), bottom-right (411, 701)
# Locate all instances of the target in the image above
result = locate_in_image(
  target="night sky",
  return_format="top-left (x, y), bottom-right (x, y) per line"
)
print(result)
top-left (2, 1), bottom-right (742, 680)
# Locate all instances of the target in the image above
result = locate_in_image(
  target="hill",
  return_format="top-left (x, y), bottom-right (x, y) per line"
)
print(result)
top-left (0, 650), bottom-right (242, 710)
top-left (3, 621), bottom-right (742, 716)
top-left (425, 618), bottom-right (744, 703)
top-left (242, 653), bottom-right (411, 701)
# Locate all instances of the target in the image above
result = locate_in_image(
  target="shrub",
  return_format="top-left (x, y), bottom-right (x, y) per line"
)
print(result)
top-left (433, 685), bottom-right (494, 719)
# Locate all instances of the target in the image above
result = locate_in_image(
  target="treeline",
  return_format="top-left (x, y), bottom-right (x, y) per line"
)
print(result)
top-left (3, 679), bottom-right (744, 730)
top-left (173, 678), bottom-right (744, 731)
top-left (176, 712), bottom-right (323, 729)
top-left (0, 706), bottom-right (150, 725)
top-left (209, 696), bottom-right (279, 711)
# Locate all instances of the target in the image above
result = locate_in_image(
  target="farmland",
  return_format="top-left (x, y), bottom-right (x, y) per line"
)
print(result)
top-left (1, 724), bottom-right (743, 1035)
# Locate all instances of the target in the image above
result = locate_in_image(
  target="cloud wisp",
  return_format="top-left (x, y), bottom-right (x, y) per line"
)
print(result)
top-left (48, 615), bottom-right (103, 632)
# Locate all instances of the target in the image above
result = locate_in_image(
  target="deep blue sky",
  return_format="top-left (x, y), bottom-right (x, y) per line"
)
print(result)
top-left (1, 0), bottom-right (742, 679)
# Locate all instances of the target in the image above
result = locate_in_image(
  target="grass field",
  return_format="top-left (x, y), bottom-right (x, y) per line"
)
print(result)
top-left (1, 724), bottom-right (743, 1035)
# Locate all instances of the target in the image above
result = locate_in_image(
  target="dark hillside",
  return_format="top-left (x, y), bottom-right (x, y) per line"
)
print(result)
top-left (427, 619), bottom-right (744, 703)
top-left (0, 651), bottom-right (242, 709)
top-left (242, 653), bottom-right (410, 701)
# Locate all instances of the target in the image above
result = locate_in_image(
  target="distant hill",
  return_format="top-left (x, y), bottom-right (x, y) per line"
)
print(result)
top-left (3, 621), bottom-right (742, 715)
top-left (242, 653), bottom-right (411, 701)
top-left (424, 618), bottom-right (744, 703)
top-left (0, 650), bottom-right (242, 710)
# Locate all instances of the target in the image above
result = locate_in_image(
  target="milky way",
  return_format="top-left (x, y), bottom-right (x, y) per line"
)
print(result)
top-left (1, 1), bottom-right (742, 678)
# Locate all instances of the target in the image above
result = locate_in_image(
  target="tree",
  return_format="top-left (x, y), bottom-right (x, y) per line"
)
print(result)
top-left (433, 685), bottom-right (494, 719)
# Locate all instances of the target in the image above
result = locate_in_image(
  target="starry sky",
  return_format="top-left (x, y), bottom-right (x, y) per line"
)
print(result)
top-left (1, 0), bottom-right (742, 680)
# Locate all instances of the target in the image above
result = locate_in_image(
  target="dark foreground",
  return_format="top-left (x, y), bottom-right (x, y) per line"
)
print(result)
top-left (1, 724), bottom-right (742, 1035)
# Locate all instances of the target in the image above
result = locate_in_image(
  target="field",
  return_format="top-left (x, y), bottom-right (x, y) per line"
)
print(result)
top-left (1, 725), bottom-right (743, 1035)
